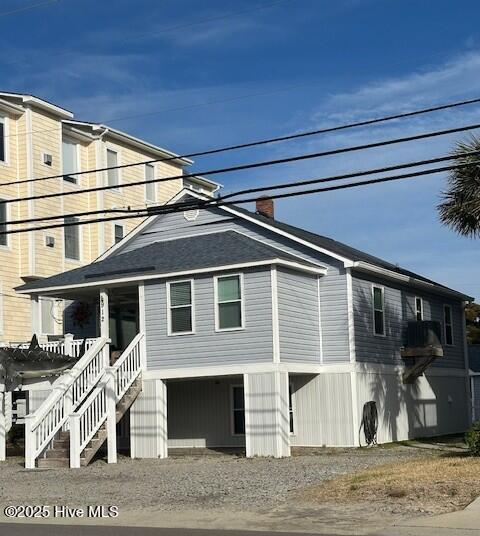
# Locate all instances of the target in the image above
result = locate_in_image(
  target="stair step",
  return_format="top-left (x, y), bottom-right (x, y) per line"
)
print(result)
top-left (38, 457), bottom-right (70, 468)
top-left (53, 439), bottom-right (69, 448)
top-left (58, 431), bottom-right (70, 440)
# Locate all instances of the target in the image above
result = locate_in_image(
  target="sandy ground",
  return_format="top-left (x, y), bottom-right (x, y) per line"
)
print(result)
top-left (0, 446), bottom-right (469, 535)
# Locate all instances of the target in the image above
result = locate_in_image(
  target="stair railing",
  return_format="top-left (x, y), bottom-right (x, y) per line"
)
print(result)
top-left (24, 337), bottom-right (109, 469)
top-left (69, 332), bottom-right (145, 468)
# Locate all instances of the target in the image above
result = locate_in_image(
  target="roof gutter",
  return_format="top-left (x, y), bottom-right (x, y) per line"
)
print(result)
top-left (352, 261), bottom-right (474, 302)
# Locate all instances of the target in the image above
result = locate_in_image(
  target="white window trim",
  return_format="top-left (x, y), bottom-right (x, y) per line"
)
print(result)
top-left (145, 163), bottom-right (156, 204)
top-left (0, 197), bottom-right (11, 250)
top-left (230, 383), bottom-right (245, 437)
top-left (415, 296), bottom-right (423, 321)
top-left (112, 222), bottom-right (125, 245)
top-left (166, 279), bottom-right (195, 336)
top-left (214, 273), bottom-right (245, 332)
top-left (40, 151), bottom-right (53, 169)
top-left (0, 115), bottom-right (9, 166)
top-left (61, 136), bottom-right (81, 186)
top-left (372, 284), bottom-right (386, 337)
top-left (443, 304), bottom-right (454, 346)
top-left (106, 145), bottom-right (121, 191)
top-left (63, 216), bottom-right (82, 262)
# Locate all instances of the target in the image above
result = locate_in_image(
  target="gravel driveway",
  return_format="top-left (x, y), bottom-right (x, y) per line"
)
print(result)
top-left (0, 446), bottom-right (428, 511)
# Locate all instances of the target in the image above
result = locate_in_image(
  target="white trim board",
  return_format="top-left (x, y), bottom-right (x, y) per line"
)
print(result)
top-left (18, 259), bottom-right (326, 295)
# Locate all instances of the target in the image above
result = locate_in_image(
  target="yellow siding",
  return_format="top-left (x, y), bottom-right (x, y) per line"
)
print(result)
top-left (0, 103), bottom-right (192, 342)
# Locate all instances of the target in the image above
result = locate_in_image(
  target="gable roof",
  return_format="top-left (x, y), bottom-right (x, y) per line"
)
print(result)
top-left (16, 231), bottom-right (324, 294)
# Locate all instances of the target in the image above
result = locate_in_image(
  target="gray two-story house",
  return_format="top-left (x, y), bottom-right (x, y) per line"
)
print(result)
top-left (11, 189), bottom-right (473, 467)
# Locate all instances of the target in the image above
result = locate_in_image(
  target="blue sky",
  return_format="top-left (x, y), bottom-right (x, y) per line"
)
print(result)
top-left (3, 0), bottom-right (480, 298)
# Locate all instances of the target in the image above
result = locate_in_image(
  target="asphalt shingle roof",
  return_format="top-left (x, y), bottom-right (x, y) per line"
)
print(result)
top-left (17, 230), bottom-right (317, 292)
top-left (233, 206), bottom-right (465, 295)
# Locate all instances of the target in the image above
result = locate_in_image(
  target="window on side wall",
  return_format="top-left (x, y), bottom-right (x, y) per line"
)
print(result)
top-left (232, 385), bottom-right (245, 435)
top-left (372, 285), bottom-right (385, 336)
top-left (64, 216), bottom-right (80, 260)
top-left (106, 148), bottom-right (119, 187)
top-left (216, 274), bottom-right (243, 330)
top-left (62, 138), bottom-right (79, 183)
top-left (40, 297), bottom-right (56, 335)
top-left (0, 116), bottom-right (5, 163)
top-left (114, 224), bottom-right (124, 244)
top-left (0, 202), bottom-right (7, 247)
top-left (168, 280), bottom-right (194, 335)
top-left (145, 164), bottom-right (156, 203)
top-left (444, 304), bottom-right (454, 345)
top-left (415, 297), bottom-right (423, 321)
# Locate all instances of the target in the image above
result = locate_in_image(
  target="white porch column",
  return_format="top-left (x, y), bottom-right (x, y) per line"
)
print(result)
top-left (99, 288), bottom-right (110, 365)
top-left (244, 371), bottom-right (291, 458)
top-left (130, 379), bottom-right (167, 459)
top-left (105, 366), bottom-right (117, 464)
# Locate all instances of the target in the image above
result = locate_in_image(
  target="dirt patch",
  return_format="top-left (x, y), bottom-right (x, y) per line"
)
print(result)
top-left (299, 453), bottom-right (480, 516)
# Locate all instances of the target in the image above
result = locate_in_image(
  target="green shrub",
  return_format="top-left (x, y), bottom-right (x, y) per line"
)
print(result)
top-left (465, 422), bottom-right (480, 455)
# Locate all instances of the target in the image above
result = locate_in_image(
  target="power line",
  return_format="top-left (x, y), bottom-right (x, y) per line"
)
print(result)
top-left (2, 159), bottom-right (479, 236)
top-left (2, 120), bottom-right (480, 205)
top-left (6, 149), bottom-right (480, 227)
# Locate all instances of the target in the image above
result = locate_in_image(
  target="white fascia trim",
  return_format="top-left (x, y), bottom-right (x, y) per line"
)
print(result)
top-left (61, 124), bottom-right (96, 143)
top-left (271, 267), bottom-right (280, 363)
top-left (17, 258), bottom-right (327, 295)
top-left (353, 261), bottom-right (473, 302)
top-left (19, 95), bottom-right (73, 119)
top-left (0, 99), bottom-right (24, 116)
top-left (346, 268), bottom-right (356, 363)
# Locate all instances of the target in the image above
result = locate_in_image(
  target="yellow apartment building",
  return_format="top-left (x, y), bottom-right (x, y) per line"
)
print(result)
top-left (0, 92), bottom-right (219, 343)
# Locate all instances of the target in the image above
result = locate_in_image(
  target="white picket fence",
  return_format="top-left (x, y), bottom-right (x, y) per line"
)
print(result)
top-left (24, 337), bottom-right (109, 469)
top-left (69, 333), bottom-right (144, 468)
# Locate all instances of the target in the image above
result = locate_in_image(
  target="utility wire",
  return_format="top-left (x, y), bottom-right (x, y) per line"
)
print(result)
top-left (2, 121), bottom-right (480, 205)
top-left (1, 91), bottom-right (479, 164)
top-left (2, 159), bottom-right (480, 236)
top-left (5, 149), bottom-right (480, 227)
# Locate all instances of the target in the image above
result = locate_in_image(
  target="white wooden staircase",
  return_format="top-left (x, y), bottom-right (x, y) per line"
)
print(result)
top-left (24, 333), bottom-right (145, 469)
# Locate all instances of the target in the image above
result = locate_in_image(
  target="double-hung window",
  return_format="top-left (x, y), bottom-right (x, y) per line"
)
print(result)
top-left (444, 304), bottom-right (454, 345)
top-left (415, 297), bottom-right (423, 321)
top-left (0, 116), bottom-right (5, 163)
top-left (64, 216), bottom-right (80, 260)
top-left (107, 148), bottom-right (119, 187)
top-left (62, 138), bottom-right (79, 183)
top-left (145, 164), bottom-right (156, 203)
top-left (0, 202), bottom-right (7, 247)
top-left (168, 280), bottom-right (194, 335)
top-left (372, 285), bottom-right (385, 336)
top-left (216, 274), bottom-right (243, 330)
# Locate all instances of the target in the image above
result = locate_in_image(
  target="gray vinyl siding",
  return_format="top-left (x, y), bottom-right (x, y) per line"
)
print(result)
top-left (352, 273), bottom-right (466, 369)
top-left (145, 267), bottom-right (273, 369)
top-left (472, 376), bottom-right (480, 422)
top-left (319, 271), bottom-right (350, 363)
top-left (277, 269), bottom-right (320, 363)
top-left (119, 206), bottom-right (351, 364)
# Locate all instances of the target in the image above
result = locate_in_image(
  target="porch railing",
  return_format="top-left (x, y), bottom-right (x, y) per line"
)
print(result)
top-left (11, 336), bottom-right (97, 358)
top-left (24, 337), bottom-right (108, 469)
top-left (69, 332), bottom-right (144, 468)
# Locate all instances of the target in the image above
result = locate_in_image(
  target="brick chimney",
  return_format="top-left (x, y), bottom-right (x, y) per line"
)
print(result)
top-left (256, 197), bottom-right (274, 219)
